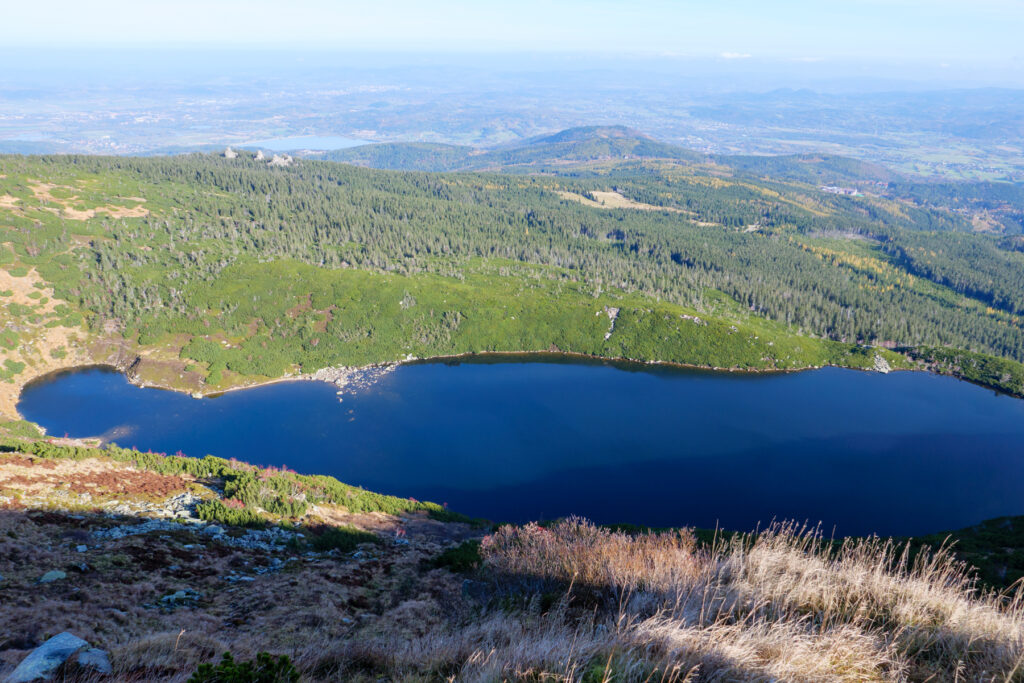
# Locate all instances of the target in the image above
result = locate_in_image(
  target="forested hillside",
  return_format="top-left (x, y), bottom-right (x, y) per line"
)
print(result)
top-left (0, 151), bottom-right (1022, 411)
top-left (324, 127), bottom-right (1024, 232)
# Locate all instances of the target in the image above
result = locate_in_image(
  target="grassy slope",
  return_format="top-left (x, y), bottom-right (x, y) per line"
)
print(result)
top-left (167, 258), bottom-right (897, 385)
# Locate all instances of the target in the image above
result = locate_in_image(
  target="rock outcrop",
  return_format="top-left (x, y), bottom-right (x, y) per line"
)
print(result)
top-left (873, 353), bottom-right (892, 374)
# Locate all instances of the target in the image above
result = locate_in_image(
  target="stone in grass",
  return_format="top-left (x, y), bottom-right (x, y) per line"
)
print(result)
top-left (5, 632), bottom-right (87, 682)
top-left (76, 648), bottom-right (112, 675)
top-left (36, 570), bottom-right (66, 584)
top-left (160, 588), bottom-right (202, 608)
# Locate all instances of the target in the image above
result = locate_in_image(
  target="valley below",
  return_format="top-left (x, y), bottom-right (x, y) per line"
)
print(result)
top-left (1, 139), bottom-right (1023, 681)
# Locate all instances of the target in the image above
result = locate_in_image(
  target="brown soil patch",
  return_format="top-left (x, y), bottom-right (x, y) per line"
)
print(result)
top-left (0, 455), bottom-right (191, 499)
top-left (0, 195), bottom-right (19, 210)
top-left (286, 293), bottom-right (313, 319)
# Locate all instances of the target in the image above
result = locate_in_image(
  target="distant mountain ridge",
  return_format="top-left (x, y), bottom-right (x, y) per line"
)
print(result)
top-left (316, 125), bottom-right (897, 185)
top-left (318, 125), bottom-right (700, 172)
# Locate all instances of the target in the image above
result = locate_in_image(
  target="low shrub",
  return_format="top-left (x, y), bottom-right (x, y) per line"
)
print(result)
top-left (196, 500), bottom-right (266, 529)
top-left (430, 539), bottom-right (482, 573)
top-left (187, 652), bottom-right (299, 683)
top-left (308, 524), bottom-right (379, 552)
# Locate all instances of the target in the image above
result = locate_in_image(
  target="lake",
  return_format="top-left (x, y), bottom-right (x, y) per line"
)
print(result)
top-left (17, 358), bottom-right (1024, 536)
top-left (245, 135), bottom-right (369, 151)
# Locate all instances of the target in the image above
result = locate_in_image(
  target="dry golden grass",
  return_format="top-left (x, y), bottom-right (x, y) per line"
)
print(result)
top-left (474, 519), bottom-right (1024, 682)
top-left (556, 190), bottom-right (686, 213)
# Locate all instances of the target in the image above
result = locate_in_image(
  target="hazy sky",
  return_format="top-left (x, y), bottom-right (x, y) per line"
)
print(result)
top-left (6, 0), bottom-right (1022, 68)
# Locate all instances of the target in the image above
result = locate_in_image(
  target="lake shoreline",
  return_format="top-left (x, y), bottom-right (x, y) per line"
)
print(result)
top-left (17, 354), bottom-right (1024, 538)
top-left (13, 348), bottom-right (878, 431)
top-left (15, 345), bottom-right (1021, 431)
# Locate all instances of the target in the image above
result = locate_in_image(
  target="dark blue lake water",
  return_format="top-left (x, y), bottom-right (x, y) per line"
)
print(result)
top-left (17, 358), bottom-right (1024, 536)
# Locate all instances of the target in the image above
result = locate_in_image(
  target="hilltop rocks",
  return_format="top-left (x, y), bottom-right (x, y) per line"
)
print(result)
top-left (267, 153), bottom-right (293, 167)
top-left (223, 146), bottom-right (238, 159)
top-left (4, 632), bottom-right (110, 682)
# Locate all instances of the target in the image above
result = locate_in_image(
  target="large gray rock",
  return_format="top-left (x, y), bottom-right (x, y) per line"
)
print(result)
top-left (76, 648), bottom-right (112, 675)
top-left (5, 632), bottom-right (88, 682)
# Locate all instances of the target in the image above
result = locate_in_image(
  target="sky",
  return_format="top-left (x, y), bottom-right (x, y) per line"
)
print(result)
top-left (5, 0), bottom-right (1022, 70)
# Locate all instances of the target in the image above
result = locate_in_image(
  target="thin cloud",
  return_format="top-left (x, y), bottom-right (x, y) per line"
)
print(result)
top-left (720, 52), bottom-right (752, 59)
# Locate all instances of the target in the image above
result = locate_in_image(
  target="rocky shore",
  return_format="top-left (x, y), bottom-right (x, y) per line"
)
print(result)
top-left (308, 363), bottom-right (398, 395)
